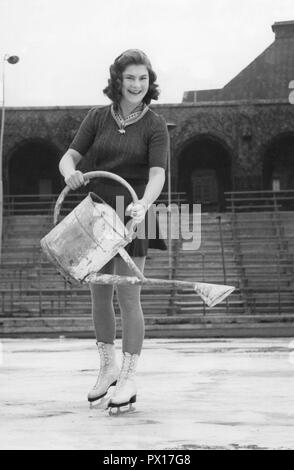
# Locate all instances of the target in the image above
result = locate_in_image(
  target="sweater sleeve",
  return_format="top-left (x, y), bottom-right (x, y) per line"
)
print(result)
top-left (69, 107), bottom-right (97, 156)
top-left (148, 115), bottom-right (169, 170)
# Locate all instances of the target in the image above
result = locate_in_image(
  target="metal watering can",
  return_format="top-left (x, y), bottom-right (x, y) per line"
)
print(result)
top-left (41, 171), bottom-right (235, 308)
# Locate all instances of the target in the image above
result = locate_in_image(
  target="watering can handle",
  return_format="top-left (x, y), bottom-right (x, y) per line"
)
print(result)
top-left (53, 171), bottom-right (140, 238)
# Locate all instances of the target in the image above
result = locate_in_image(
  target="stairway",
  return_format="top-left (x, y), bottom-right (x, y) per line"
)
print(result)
top-left (170, 212), bottom-right (244, 321)
top-left (232, 212), bottom-right (294, 315)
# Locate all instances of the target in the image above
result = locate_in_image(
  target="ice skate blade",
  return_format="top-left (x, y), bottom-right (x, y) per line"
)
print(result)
top-left (108, 403), bottom-right (136, 416)
top-left (108, 395), bottom-right (136, 416)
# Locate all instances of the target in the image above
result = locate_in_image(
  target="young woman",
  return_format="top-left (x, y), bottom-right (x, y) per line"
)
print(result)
top-left (59, 49), bottom-right (169, 413)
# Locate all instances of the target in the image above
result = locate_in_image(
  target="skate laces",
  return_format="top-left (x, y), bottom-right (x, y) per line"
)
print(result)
top-left (97, 343), bottom-right (112, 366)
top-left (116, 354), bottom-right (137, 389)
top-left (93, 343), bottom-right (110, 389)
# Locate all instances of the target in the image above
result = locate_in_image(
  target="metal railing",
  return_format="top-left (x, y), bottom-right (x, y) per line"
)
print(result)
top-left (225, 189), bottom-right (294, 212)
top-left (3, 192), bottom-right (188, 216)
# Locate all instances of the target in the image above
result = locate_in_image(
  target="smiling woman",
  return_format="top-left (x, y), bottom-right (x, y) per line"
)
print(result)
top-left (58, 48), bottom-right (169, 416)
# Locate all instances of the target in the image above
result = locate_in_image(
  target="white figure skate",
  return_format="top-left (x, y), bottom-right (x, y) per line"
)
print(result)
top-left (107, 352), bottom-right (139, 416)
top-left (88, 342), bottom-right (119, 409)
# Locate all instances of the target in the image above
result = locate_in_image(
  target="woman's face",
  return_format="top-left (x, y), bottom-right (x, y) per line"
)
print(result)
top-left (121, 64), bottom-right (149, 106)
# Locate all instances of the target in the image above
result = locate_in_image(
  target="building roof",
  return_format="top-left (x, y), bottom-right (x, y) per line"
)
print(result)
top-left (183, 20), bottom-right (294, 102)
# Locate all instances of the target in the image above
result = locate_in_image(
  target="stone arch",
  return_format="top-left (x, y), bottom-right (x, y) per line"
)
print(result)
top-left (262, 132), bottom-right (294, 190)
top-left (176, 134), bottom-right (233, 211)
top-left (8, 138), bottom-right (63, 195)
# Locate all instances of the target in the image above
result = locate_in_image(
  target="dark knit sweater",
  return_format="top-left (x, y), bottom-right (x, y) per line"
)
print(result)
top-left (69, 105), bottom-right (169, 181)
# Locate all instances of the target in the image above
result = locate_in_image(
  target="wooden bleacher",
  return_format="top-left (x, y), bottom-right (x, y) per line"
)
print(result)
top-left (0, 190), bottom-right (294, 336)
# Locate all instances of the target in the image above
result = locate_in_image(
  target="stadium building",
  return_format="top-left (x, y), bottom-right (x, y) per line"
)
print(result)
top-left (1, 20), bottom-right (294, 336)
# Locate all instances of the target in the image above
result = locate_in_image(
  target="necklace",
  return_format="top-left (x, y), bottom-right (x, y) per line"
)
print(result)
top-left (111, 103), bottom-right (149, 135)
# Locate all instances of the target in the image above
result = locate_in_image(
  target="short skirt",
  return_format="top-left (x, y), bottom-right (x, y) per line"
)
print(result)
top-left (88, 178), bottom-right (167, 257)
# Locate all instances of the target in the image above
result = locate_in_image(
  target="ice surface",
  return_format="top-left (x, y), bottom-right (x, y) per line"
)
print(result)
top-left (1, 338), bottom-right (294, 450)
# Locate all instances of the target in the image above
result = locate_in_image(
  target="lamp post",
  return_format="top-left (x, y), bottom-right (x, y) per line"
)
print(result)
top-left (0, 54), bottom-right (19, 262)
top-left (166, 122), bottom-right (176, 278)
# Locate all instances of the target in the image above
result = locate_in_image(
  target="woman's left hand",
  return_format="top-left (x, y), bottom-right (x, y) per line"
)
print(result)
top-left (126, 199), bottom-right (148, 224)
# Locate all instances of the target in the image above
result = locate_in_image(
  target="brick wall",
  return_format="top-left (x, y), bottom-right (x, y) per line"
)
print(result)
top-left (3, 100), bottom-right (294, 194)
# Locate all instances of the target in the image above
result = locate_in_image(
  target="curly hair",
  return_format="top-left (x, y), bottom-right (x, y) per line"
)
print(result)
top-left (103, 49), bottom-right (160, 106)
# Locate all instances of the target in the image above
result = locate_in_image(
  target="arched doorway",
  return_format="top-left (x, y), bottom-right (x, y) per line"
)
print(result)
top-left (263, 133), bottom-right (294, 191)
top-left (177, 135), bottom-right (232, 211)
top-left (8, 139), bottom-right (62, 195)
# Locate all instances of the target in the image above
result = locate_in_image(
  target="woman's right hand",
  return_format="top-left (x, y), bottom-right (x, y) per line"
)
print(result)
top-left (64, 170), bottom-right (88, 190)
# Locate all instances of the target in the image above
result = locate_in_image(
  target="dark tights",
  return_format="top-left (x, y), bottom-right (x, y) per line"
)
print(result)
top-left (89, 256), bottom-right (145, 354)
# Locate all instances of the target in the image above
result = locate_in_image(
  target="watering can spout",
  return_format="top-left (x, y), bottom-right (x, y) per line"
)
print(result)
top-left (193, 282), bottom-right (235, 308)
